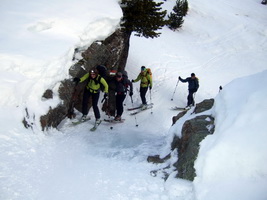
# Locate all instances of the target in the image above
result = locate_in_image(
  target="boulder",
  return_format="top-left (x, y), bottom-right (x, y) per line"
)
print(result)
top-left (173, 115), bottom-right (215, 181)
top-left (148, 98), bottom-right (215, 181)
top-left (173, 98), bottom-right (215, 181)
top-left (39, 29), bottom-right (131, 130)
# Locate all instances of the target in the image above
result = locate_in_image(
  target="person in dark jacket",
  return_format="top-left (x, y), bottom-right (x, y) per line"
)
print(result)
top-left (179, 73), bottom-right (199, 107)
top-left (114, 72), bottom-right (133, 121)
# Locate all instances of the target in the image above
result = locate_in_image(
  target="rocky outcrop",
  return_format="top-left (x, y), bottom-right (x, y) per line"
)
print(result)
top-left (173, 99), bottom-right (215, 181)
top-left (39, 29), bottom-right (131, 130)
top-left (148, 99), bottom-right (215, 181)
top-left (173, 114), bottom-right (215, 181)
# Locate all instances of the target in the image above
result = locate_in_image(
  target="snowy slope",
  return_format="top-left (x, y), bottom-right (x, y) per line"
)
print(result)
top-left (1, 0), bottom-right (267, 199)
top-left (194, 70), bottom-right (267, 200)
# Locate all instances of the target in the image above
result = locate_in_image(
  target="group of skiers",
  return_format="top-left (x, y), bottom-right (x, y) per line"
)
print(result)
top-left (73, 66), bottom-right (199, 125)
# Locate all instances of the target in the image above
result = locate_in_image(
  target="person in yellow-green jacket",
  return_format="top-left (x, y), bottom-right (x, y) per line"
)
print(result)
top-left (73, 68), bottom-right (108, 123)
top-left (132, 66), bottom-right (152, 109)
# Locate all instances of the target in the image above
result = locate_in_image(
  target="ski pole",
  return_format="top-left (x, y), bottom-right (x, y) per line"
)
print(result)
top-left (171, 78), bottom-right (179, 101)
top-left (131, 96), bottom-right (138, 127)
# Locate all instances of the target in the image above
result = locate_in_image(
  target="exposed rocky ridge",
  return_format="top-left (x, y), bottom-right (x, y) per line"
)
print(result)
top-left (25, 29), bottom-right (131, 130)
top-left (148, 99), bottom-right (215, 181)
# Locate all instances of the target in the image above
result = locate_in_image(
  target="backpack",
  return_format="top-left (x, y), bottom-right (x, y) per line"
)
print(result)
top-left (96, 65), bottom-right (107, 79)
top-left (114, 70), bottom-right (130, 93)
top-left (96, 65), bottom-right (107, 92)
top-left (140, 68), bottom-right (152, 78)
top-left (121, 70), bottom-right (129, 81)
top-left (146, 68), bottom-right (152, 79)
top-left (121, 70), bottom-right (130, 90)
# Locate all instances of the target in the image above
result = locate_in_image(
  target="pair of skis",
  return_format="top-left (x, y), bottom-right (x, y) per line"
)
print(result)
top-left (104, 118), bottom-right (125, 123)
top-left (128, 104), bottom-right (189, 114)
top-left (71, 118), bottom-right (90, 125)
top-left (171, 106), bottom-right (191, 111)
top-left (90, 120), bottom-right (102, 131)
top-left (72, 117), bottom-right (125, 131)
top-left (127, 103), bottom-right (154, 115)
top-left (71, 118), bottom-right (101, 131)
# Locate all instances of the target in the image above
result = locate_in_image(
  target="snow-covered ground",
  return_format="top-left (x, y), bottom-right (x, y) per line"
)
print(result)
top-left (0, 0), bottom-right (267, 199)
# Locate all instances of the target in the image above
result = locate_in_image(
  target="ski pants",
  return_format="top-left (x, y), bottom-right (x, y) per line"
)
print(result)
top-left (82, 88), bottom-right (100, 119)
top-left (140, 87), bottom-right (148, 105)
top-left (116, 94), bottom-right (126, 117)
top-left (187, 89), bottom-right (196, 106)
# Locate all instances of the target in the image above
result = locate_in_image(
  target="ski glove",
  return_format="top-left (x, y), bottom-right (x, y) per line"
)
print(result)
top-left (104, 93), bottom-right (108, 99)
top-left (73, 77), bottom-right (80, 84)
top-left (129, 91), bottom-right (133, 96)
top-left (149, 86), bottom-right (152, 90)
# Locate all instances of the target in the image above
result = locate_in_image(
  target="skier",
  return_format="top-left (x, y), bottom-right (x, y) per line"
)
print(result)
top-left (132, 66), bottom-right (152, 109)
top-left (113, 72), bottom-right (133, 121)
top-left (179, 73), bottom-right (199, 108)
top-left (73, 68), bottom-right (108, 124)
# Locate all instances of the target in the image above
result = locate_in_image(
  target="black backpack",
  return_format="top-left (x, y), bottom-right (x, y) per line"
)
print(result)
top-left (96, 65), bottom-right (107, 92)
top-left (121, 70), bottom-right (131, 91)
top-left (96, 65), bottom-right (107, 79)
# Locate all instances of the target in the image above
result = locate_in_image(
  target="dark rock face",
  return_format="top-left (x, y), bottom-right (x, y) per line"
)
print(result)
top-left (172, 110), bottom-right (187, 126)
top-left (69, 29), bottom-right (131, 78)
top-left (39, 29), bottom-right (131, 130)
top-left (42, 89), bottom-right (53, 99)
top-left (148, 98), bottom-right (215, 181)
top-left (193, 98), bottom-right (214, 114)
top-left (173, 115), bottom-right (215, 181)
top-left (147, 154), bottom-right (171, 164)
top-left (172, 98), bottom-right (215, 181)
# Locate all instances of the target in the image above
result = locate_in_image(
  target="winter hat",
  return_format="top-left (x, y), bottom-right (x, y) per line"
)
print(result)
top-left (141, 66), bottom-right (146, 71)
top-left (191, 73), bottom-right (195, 77)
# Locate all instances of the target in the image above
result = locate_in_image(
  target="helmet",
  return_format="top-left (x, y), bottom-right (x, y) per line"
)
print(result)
top-left (90, 68), bottom-right (98, 76)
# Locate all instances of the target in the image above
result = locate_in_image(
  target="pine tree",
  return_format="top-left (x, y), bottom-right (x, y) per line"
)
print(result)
top-left (167, 0), bottom-right (188, 31)
top-left (120, 0), bottom-right (167, 38)
top-left (167, 13), bottom-right (184, 31)
top-left (176, 0), bottom-right (188, 17)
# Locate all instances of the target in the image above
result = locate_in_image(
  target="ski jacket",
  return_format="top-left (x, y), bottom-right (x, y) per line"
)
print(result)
top-left (115, 77), bottom-right (133, 95)
top-left (179, 77), bottom-right (199, 92)
top-left (133, 70), bottom-right (152, 88)
top-left (80, 73), bottom-right (108, 93)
